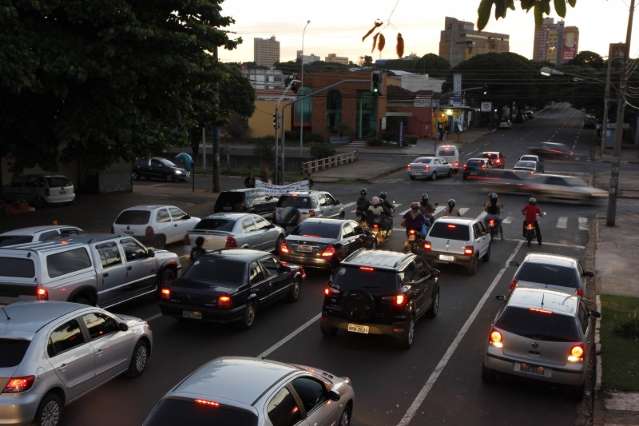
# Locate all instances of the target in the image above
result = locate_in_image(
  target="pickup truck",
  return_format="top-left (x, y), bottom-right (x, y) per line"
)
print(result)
top-left (0, 234), bottom-right (180, 308)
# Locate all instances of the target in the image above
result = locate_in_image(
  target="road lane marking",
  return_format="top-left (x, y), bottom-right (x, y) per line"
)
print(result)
top-left (503, 238), bottom-right (585, 249)
top-left (396, 241), bottom-right (524, 426)
top-left (578, 217), bottom-right (589, 231)
top-left (258, 313), bottom-right (322, 359)
top-left (556, 217), bottom-right (568, 229)
top-left (502, 216), bottom-right (513, 224)
top-left (145, 313), bottom-right (163, 322)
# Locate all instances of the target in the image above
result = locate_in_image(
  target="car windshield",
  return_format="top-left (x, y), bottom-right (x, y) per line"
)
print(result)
top-left (516, 263), bottom-right (579, 288)
top-left (159, 159), bottom-right (177, 167)
top-left (496, 306), bottom-right (581, 342)
top-left (0, 339), bottom-right (31, 368)
top-left (429, 223), bottom-right (470, 241)
top-left (115, 210), bottom-right (151, 225)
top-left (181, 257), bottom-right (246, 287)
top-left (333, 266), bottom-right (399, 292)
top-left (46, 177), bottom-right (71, 187)
top-left (515, 161), bottom-right (536, 169)
top-left (438, 148), bottom-right (456, 156)
top-left (292, 222), bottom-right (340, 239)
top-left (414, 158), bottom-right (432, 164)
top-left (0, 235), bottom-right (33, 247)
top-left (0, 257), bottom-right (35, 278)
top-left (144, 398), bottom-right (257, 426)
top-left (520, 156), bottom-right (538, 162)
top-left (467, 160), bottom-right (484, 167)
top-left (277, 195), bottom-right (313, 209)
top-left (194, 218), bottom-right (236, 232)
top-left (215, 192), bottom-right (247, 211)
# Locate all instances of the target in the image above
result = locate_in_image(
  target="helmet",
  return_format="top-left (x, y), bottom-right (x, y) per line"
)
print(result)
top-left (371, 196), bottom-right (381, 206)
top-left (410, 202), bottom-right (420, 210)
top-left (421, 193), bottom-right (429, 202)
top-left (360, 188), bottom-right (367, 196)
top-left (379, 192), bottom-right (387, 200)
top-left (447, 198), bottom-right (456, 208)
top-left (489, 192), bottom-right (498, 200)
top-left (529, 197), bottom-right (537, 205)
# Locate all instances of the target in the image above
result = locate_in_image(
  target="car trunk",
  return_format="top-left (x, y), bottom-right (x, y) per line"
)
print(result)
top-left (169, 279), bottom-right (241, 307)
top-left (113, 210), bottom-right (151, 236)
top-left (427, 223), bottom-right (470, 255)
top-left (0, 337), bottom-right (32, 390)
top-left (285, 235), bottom-right (335, 256)
top-left (187, 230), bottom-right (232, 250)
top-left (47, 177), bottom-right (74, 198)
top-left (409, 163), bottom-right (431, 173)
top-left (500, 328), bottom-right (576, 368)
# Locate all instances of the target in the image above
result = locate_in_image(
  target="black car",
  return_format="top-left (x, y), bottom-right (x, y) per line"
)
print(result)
top-left (320, 250), bottom-right (440, 349)
top-left (159, 249), bottom-right (304, 328)
top-left (214, 189), bottom-right (279, 220)
top-left (132, 157), bottom-right (189, 182)
top-left (462, 158), bottom-right (489, 180)
top-left (279, 218), bottom-right (375, 270)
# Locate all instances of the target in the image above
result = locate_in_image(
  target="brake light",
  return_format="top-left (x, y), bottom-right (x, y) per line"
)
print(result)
top-left (464, 164), bottom-right (468, 171)
top-left (372, 224), bottom-right (379, 230)
top-left (324, 287), bottom-right (331, 296)
top-left (160, 288), bottom-right (171, 300)
top-left (423, 241), bottom-right (432, 252)
top-left (509, 279), bottom-right (518, 290)
top-left (321, 245), bottom-right (336, 258)
top-left (576, 288), bottom-right (584, 297)
top-left (568, 344), bottom-right (585, 363)
top-left (195, 399), bottom-right (220, 408)
top-left (409, 229), bottom-right (416, 235)
top-left (217, 295), bottom-right (232, 309)
top-left (407, 164), bottom-right (411, 171)
top-left (36, 286), bottom-right (48, 301)
top-left (496, 159), bottom-right (501, 165)
top-left (279, 241), bottom-right (290, 255)
top-left (225, 236), bottom-right (237, 249)
top-left (2, 376), bottom-right (35, 393)
top-left (359, 266), bottom-right (375, 272)
top-left (145, 226), bottom-right (155, 237)
top-left (395, 294), bottom-right (407, 306)
top-left (447, 224), bottom-right (457, 229)
top-left (324, 284), bottom-right (340, 296)
top-left (529, 307), bottom-right (553, 315)
top-left (488, 219), bottom-right (496, 227)
top-left (309, 210), bottom-right (317, 217)
top-left (464, 246), bottom-right (474, 256)
top-left (526, 223), bottom-right (534, 231)
top-left (489, 329), bottom-right (503, 348)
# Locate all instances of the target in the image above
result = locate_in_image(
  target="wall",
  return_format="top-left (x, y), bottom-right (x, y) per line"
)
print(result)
top-left (248, 99), bottom-right (293, 138)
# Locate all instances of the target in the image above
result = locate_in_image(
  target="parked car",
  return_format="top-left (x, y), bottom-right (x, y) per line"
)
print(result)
top-left (482, 287), bottom-right (599, 398)
top-left (321, 250), bottom-right (440, 349)
top-left (0, 234), bottom-right (180, 307)
top-left (519, 154), bottom-right (544, 172)
top-left (143, 357), bottom-right (354, 426)
top-left (462, 158), bottom-right (489, 180)
top-left (2, 174), bottom-right (75, 206)
top-left (132, 157), bottom-right (190, 182)
top-left (159, 250), bottom-right (303, 328)
top-left (0, 301), bottom-right (152, 426)
top-left (112, 205), bottom-right (200, 248)
top-left (528, 142), bottom-right (574, 160)
top-left (435, 145), bottom-right (461, 172)
top-left (523, 174), bottom-right (608, 202)
top-left (513, 160), bottom-right (541, 173)
top-left (214, 189), bottom-right (278, 220)
top-left (187, 213), bottom-right (284, 252)
top-left (279, 218), bottom-right (374, 270)
top-left (0, 225), bottom-right (83, 247)
top-left (481, 151), bottom-right (506, 168)
top-left (407, 156), bottom-right (453, 181)
top-left (274, 191), bottom-right (345, 229)
top-left (424, 217), bottom-right (491, 275)
top-left (510, 253), bottom-right (592, 297)
top-left (498, 120), bottom-right (512, 129)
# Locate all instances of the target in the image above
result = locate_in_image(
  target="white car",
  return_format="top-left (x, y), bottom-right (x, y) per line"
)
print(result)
top-left (407, 156), bottom-right (453, 181)
top-left (435, 145), bottom-right (461, 172)
top-left (424, 217), bottom-right (491, 275)
top-left (113, 205), bottom-right (200, 248)
top-left (510, 253), bottom-right (592, 297)
top-left (3, 174), bottom-right (76, 206)
top-left (519, 154), bottom-right (544, 172)
top-left (513, 160), bottom-right (540, 173)
top-left (0, 225), bottom-right (83, 247)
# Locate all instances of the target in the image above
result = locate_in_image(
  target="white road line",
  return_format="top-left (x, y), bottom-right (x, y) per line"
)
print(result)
top-left (144, 313), bottom-right (163, 322)
top-left (502, 216), bottom-right (513, 224)
top-left (258, 313), bottom-right (322, 359)
top-left (399, 208), bottom-right (410, 217)
top-left (459, 207), bottom-right (469, 216)
top-left (396, 241), bottom-right (524, 426)
top-left (556, 217), bottom-right (568, 229)
top-left (393, 227), bottom-right (406, 233)
top-left (503, 238), bottom-right (586, 249)
top-left (578, 217), bottom-right (589, 231)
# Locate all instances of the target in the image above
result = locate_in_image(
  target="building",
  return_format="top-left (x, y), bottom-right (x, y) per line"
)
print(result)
top-left (533, 19), bottom-right (578, 64)
top-left (438, 17), bottom-right (510, 66)
top-left (325, 53), bottom-right (349, 65)
top-left (296, 50), bottom-right (320, 65)
top-left (562, 26), bottom-right (579, 63)
top-left (254, 36), bottom-right (280, 68)
top-left (386, 70), bottom-right (445, 94)
top-left (247, 89), bottom-right (295, 138)
top-left (241, 67), bottom-right (285, 90)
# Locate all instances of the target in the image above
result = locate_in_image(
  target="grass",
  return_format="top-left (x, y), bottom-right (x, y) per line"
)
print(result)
top-left (601, 294), bottom-right (639, 391)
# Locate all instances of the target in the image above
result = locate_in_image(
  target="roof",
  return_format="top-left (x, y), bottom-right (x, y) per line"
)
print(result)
top-left (0, 301), bottom-right (85, 337)
top-left (204, 213), bottom-right (254, 220)
top-left (522, 253), bottom-right (578, 269)
top-left (173, 357), bottom-right (297, 405)
top-left (342, 249), bottom-right (413, 270)
top-left (5, 234), bottom-right (120, 252)
top-left (301, 218), bottom-right (348, 226)
top-left (434, 217), bottom-right (475, 225)
top-left (481, 151), bottom-right (502, 155)
top-left (508, 288), bottom-right (579, 316)
top-left (0, 225), bottom-right (77, 236)
top-left (202, 249), bottom-right (269, 262)
top-left (120, 205), bottom-right (174, 211)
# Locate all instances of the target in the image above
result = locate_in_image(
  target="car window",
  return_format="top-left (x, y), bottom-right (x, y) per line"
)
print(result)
top-left (116, 210), bottom-right (150, 225)
top-left (292, 221), bottom-right (341, 239)
top-left (156, 209), bottom-right (171, 223)
top-left (39, 230), bottom-right (61, 242)
top-left (194, 218), bottom-right (236, 232)
top-left (143, 397), bottom-right (258, 426)
top-left (334, 266), bottom-right (400, 292)
top-left (0, 339), bottom-right (31, 368)
top-left (260, 256), bottom-right (280, 274)
top-left (60, 228), bottom-right (81, 237)
top-left (428, 223), bottom-right (470, 241)
top-left (47, 319), bottom-right (86, 357)
top-left (151, 159), bottom-right (164, 168)
top-left (546, 177), bottom-right (567, 186)
top-left (515, 262), bottom-right (579, 288)
top-left (182, 257), bottom-right (247, 287)
top-left (342, 223), bottom-right (355, 238)
top-left (437, 148), bottom-right (456, 156)
top-left (415, 158), bottom-right (432, 164)
top-left (82, 312), bottom-right (119, 340)
top-left (249, 262), bottom-right (266, 284)
top-left (241, 217), bottom-right (256, 232)
top-left (496, 307), bottom-right (580, 342)
top-left (0, 235), bottom-right (33, 247)
top-left (578, 304), bottom-right (589, 334)
top-left (169, 207), bottom-right (188, 221)
top-left (0, 257), bottom-right (35, 277)
top-left (267, 387), bottom-right (303, 426)
top-left (277, 195), bottom-right (312, 209)
top-left (96, 242), bottom-right (123, 269)
top-left (121, 238), bottom-right (148, 262)
top-left (47, 248), bottom-right (92, 278)
top-left (254, 216), bottom-right (270, 230)
top-left (472, 224), bottom-right (482, 239)
top-left (291, 377), bottom-right (327, 413)
top-left (478, 222), bottom-right (487, 235)
top-left (46, 177), bottom-right (71, 188)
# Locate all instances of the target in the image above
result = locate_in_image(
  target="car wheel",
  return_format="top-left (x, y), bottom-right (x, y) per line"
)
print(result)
top-left (287, 279), bottom-right (301, 303)
top-left (239, 303), bottom-right (256, 329)
top-left (320, 321), bottom-right (337, 337)
top-left (409, 175), bottom-right (416, 181)
top-left (431, 172), bottom-right (437, 181)
top-left (425, 289), bottom-right (440, 318)
top-left (126, 340), bottom-right (150, 378)
top-left (338, 407), bottom-right (352, 426)
top-left (466, 256), bottom-right (478, 275)
top-left (35, 392), bottom-right (64, 426)
top-left (481, 365), bottom-right (497, 384)
top-left (397, 318), bottom-right (415, 349)
top-left (159, 268), bottom-right (177, 289)
top-left (482, 244), bottom-right (491, 262)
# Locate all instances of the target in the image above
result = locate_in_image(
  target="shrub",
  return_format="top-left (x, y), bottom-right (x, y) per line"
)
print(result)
top-left (310, 143), bottom-right (336, 159)
top-left (405, 136), bottom-right (418, 145)
top-left (248, 136), bottom-right (275, 144)
top-left (614, 312), bottom-right (639, 341)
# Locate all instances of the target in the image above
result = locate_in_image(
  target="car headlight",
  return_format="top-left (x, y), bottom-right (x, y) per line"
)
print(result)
top-left (174, 170), bottom-right (183, 175)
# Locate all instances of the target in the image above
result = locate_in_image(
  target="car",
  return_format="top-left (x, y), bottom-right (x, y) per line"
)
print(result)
top-left (435, 145), bottom-right (461, 172)
top-left (320, 249), bottom-right (439, 349)
top-left (187, 213), bottom-right (284, 252)
top-left (424, 217), bottom-right (491, 275)
top-left (482, 287), bottom-right (599, 398)
top-left (132, 157), bottom-right (190, 182)
top-left (0, 234), bottom-right (180, 307)
top-left (479, 169), bottom-right (532, 195)
top-left (2, 174), bottom-right (75, 207)
top-left (524, 110), bottom-right (535, 120)
top-left (278, 218), bottom-right (374, 270)
top-left (462, 158), bottom-right (489, 180)
top-left (513, 160), bottom-right (541, 173)
top-left (498, 120), bottom-right (512, 129)
top-left (528, 141), bottom-right (574, 160)
top-left (510, 253), bottom-right (592, 297)
top-left (481, 151), bottom-right (506, 169)
top-left (112, 205), bottom-right (200, 248)
top-left (523, 174), bottom-right (608, 202)
top-left (143, 357), bottom-right (354, 426)
top-left (159, 250), bottom-right (304, 328)
top-left (0, 301), bottom-right (152, 426)
top-left (0, 225), bottom-right (83, 247)
top-left (407, 156), bottom-right (453, 181)
top-left (214, 189), bottom-right (278, 220)
top-left (274, 191), bottom-right (345, 229)
top-left (519, 154), bottom-right (544, 172)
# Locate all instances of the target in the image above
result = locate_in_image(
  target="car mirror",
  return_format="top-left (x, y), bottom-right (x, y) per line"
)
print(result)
top-left (495, 295), bottom-right (506, 301)
top-left (327, 389), bottom-right (341, 402)
top-left (146, 249), bottom-right (155, 257)
top-left (583, 271), bottom-right (595, 278)
top-left (590, 310), bottom-right (601, 319)
top-left (118, 322), bottom-right (129, 332)
top-left (183, 214), bottom-right (191, 220)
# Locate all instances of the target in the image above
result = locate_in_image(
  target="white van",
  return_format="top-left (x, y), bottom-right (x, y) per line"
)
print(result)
top-left (435, 145), bottom-right (461, 173)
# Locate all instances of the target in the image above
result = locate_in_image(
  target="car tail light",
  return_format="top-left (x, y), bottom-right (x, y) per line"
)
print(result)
top-left (447, 224), bottom-right (457, 229)
top-left (409, 229), bottom-right (416, 235)
top-left (568, 344), bottom-right (585, 363)
top-left (395, 294), bottom-right (407, 306)
top-left (160, 288), bottom-right (171, 300)
top-left (509, 279), bottom-right (518, 291)
top-left (225, 235), bottom-right (237, 249)
top-left (36, 286), bottom-right (48, 301)
top-left (464, 164), bottom-right (468, 171)
top-left (145, 226), bottom-right (155, 237)
top-left (423, 241), bottom-right (432, 252)
top-left (488, 219), bottom-right (496, 227)
top-left (279, 241), bottom-right (290, 255)
top-left (324, 283), bottom-right (340, 296)
top-left (321, 245), bottom-right (336, 258)
top-left (489, 329), bottom-right (503, 348)
top-left (195, 399), bottom-right (220, 408)
top-left (576, 288), bottom-right (584, 297)
top-left (529, 307), bottom-right (553, 315)
top-left (217, 295), bottom-right (232, 309)
top-left (526, 223), bottom-right (534, 231)
top-left (464, 246), bottom-right (474, 256)
top-left (309, 210), bottom-right (317, 217)
top-left (2, 376), bottom-right (35, 393)
top-left (496, 159), bottom-right (501, 165)
top-left (407, 164), bottom-right (411, 171)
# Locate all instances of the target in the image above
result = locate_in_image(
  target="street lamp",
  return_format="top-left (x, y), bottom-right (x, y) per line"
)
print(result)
top-left (299, 19), bottom-right (311, 155)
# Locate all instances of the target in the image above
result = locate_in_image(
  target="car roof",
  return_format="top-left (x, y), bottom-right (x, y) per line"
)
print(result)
top-left (0, 225), bottom-right (79, 236)
top-left (202, 249), bottom-right (270, 262)
top-left (5, 234), bottom-right (122, 252)
top-left (434, 217), bottom-right (475, 225)
top-left (507, 288), bottom-right (579, 316)
top-left (0, 301), bottom-right (86, 337)
top-left (204, 213), bottom-right (254, 220)
top-left (281, 191), bottom-right (319, 197)
top-left (301, 218), bottom-right (350, 226)
top-left (437, 145), bottom-right (458, 150)
top-left (172, 357), bottom-right (298, 405)
top-left (342, 249), bottom-right (414, 270)
top-left (481, 151), bottom-right (501, 155)
top-left (520, 154), bottom-right (539, 158)
top-left (522, 253), bottom-right (578, 268)
top-left (120, 205), bottom-right (174, 212)
top-left (412, 156), bottom-right (435, 161)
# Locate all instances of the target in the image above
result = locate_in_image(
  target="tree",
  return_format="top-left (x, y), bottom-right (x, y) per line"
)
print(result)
top-left (568, 51), bottom-right (605, 68)
top-left (359, 56), bottom-right (374, 66)
top-left (477, 0), bottom-right (578, 30)
top-left (376, 54), bottom-right (450, 78)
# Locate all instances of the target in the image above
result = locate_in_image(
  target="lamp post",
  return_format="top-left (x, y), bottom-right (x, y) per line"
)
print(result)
top-left (299, 19), bottom-right (311, 155)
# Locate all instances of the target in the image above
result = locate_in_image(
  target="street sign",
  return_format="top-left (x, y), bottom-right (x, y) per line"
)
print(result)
top-left (481, 102), bottom-right (492, 112)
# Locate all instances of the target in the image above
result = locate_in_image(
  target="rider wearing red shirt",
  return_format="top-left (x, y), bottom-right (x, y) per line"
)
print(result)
top-left (522, 197), bottom-right (543, 245)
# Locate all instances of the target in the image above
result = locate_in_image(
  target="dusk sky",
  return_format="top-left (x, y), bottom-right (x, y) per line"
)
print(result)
top-left (218, 0), bottom-right (635, 63)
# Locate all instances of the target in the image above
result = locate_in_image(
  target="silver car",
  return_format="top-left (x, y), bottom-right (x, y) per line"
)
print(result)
top-left (143, 357), bottom-right (354, 426)
top-left (274, 191), bottom-right (345, 229)
top-left (512, 160), bottom-right (540, 173)
top-left (0, 226), bottom-right (83, 247)
top-left (187, 213), bottom-right (284, 252)
top-left (407, 156), bottom-right (452, 181)
top-left (0, 301), bottom-right (152, 426)
top-left (510, 253), bottom-right (592, 297)
top-left (482, 287), bottom-right (599, 397)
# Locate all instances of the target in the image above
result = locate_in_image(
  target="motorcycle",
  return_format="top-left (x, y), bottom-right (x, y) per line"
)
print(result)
top-left (369, 215), bottom-right (392, 247)
top-left (403, 229), bottom-right (424, 254)
top-left (487, 217), bottom-right (498, 241)
top-left (524, 222), bottom-right (536, 247)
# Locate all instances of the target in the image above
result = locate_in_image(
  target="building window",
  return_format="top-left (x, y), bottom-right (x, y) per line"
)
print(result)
top-left (326, 90), bottom-right (342, 131)
top-left (295, 87), bottom-right (313, 126)
top-left (356, 91), bottom-right (378, 138)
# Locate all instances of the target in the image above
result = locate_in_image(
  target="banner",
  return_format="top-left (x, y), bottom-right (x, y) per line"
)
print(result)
top-left (255, 179), bottom-right (310, 196)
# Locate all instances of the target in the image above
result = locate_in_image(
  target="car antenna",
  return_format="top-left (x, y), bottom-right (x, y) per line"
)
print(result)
top-left (1, 306), bottom-right (10, 320)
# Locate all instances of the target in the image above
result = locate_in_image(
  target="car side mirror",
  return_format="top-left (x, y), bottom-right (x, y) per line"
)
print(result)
top-left (583, 271), bottom-right (594, 278)
top-left (183, 214), bottom-right (191, 220)
top-left (590, 310), bottom-right (601, 319)
top-left (118, 322), bottom-right (129, 332)
top-left (495, 295), bottom-right (506, 301)
top-left (147, 249), bottom-right (155, 257)
top-left (327, 390), bottom-right (341, 402)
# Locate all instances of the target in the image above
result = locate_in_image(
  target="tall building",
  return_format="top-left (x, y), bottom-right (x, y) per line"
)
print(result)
top-left (562, 26), bottom-right (579, 63)
top-left (296, 50), bottom-right (321, 65)
top-left (241, 66), bottom-right (285, 90)
top-left (438, 17), bottom-right (510, 67)
top-left (325, 53), bottom-right (349, 65)
top-left (254, 36), bottom-right (280, 68)
top-left (533, 19), bottom-right (578, 64)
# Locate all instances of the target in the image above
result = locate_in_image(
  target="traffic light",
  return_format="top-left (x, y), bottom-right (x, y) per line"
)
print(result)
top-left (371, 71), bottom-right (382, 96)
top-left (482, 84), bottom-right (488, 96)
top-left (272, 112), bottom-right (278, 129)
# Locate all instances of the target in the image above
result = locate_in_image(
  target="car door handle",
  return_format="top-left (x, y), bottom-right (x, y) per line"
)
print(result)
top-left (59, 363), bottom-right (67, 369)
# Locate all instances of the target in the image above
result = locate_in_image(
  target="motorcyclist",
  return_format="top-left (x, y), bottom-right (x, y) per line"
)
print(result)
top-left (522, 197), bottom-right (543, 245)
top-left (420, 193), bottom-right (435, 220)
top-left (402, 202), bottom-right (429, 237)
top-left (445, 198), bottom-right (462, 217)
top-left (356, 188), bottom-right (370, 222)
top-left (484, 192), bottom-right (504, 240)
top-left (367, 196), bottom-right (385, 227)
top-left (379, 192), bottom-right (394, 231)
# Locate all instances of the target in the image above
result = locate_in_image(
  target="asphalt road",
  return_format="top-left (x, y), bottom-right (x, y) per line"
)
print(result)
top-left (17, 105), bottom-right (602, 426)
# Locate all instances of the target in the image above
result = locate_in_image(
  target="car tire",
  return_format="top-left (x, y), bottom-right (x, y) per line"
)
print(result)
top-left (466, 256), bottom-right (478, 275)
top-left (397, 317), bottom-right (415, 350)
top-left (425, 289), bottom-right (440, 319)
top-left (34, 392), bottom-right (64, 426)
top-left (338, 407), bottom-right (352, 426)
top-left (239, 303), bottom-right (256, 329)
top-left (481, 365), bottom-right (497, 384)
top-left (320, 321), bottom-right (337, 337)
top-left (126, 340), bottom-right (150, 378)
top-left (287, 279), bottom-right (301, 303)
top-left (431, 172), bottom-right (437, 181)
top-left (482, 244), bottom-right (491, 262)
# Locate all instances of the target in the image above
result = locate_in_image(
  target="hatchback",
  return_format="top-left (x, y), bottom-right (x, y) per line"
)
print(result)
top-left (214, 189), bottom-right (278, 220)
top-left (274, 191), bottom-right (345, 229)
top-left (510, 253), bottom-right (592, 297)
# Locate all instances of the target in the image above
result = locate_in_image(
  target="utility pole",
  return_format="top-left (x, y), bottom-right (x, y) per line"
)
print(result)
top-left (607, 0), bottom-right (634, 227)
top-left (300, 20), bottom-right (311, 155)
top-left (211, 45), bottom-right (221, 193)
top-left (601, 46), bottom-right (613, 154)
top-left (274, 107), bottom-right (280, 185)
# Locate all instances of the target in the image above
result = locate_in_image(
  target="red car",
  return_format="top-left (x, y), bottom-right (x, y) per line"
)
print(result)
top-left (481, 152), bottom-right (506, 169)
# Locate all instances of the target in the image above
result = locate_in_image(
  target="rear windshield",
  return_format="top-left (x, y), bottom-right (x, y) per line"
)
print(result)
top-left (437, 148), bottom-right (456, 156)
top-left (496, 306), bottom-right (580, 342)
top-left (144, 398), bottom-right (257, 426)
top-left (0, 235), bottom-right (33, 247)
top-left (46, 177), bottom-right (71, 188)
top-left (116, 210), bottom-right (151, 225)
top-left (194, 219), bottom-right (236, 232)
top-left (333, 266), bottom-right (399, 291)
top-left (292, 222), bottom-right (340, 239)
top-left (216, 192), bottom-right (246, 206)
top-left (520, 156), bottom-right (538, 162)
top-left (467, 160), bottom-right (484, 167)
top-left (0, 339), bottom-right (31, 368)
top-left (516, 263), bottom-right (579, 288)
top-left (414, 158), bottom-right (432, 164)
top-left (277, 195), bottom-right (313, 209)
top-left (429, 223), bottom-right (470, 241)
top-left (181, 257), bottom-right (246, 287)
top-left (0, 257), bottom-right (35, 278)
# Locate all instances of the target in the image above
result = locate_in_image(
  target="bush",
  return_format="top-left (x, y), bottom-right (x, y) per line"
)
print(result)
top-left (405, 136), bottom-right (418, 145)
top-left (310, 143), bottom-right (336, 159)
top-left (225, 113), bottom-right (249, 141)
top-left (614, 314), bottom-right (639, 341)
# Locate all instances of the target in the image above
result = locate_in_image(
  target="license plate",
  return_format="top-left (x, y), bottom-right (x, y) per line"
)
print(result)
top-left (439, 255), bottom-right (455, 262)
top-left (297, 245), bottom-right (313, 253)
top-left (347, 323), bottom-right (369, 334)
top-left (408, 234), bottom-right (416, 241)
top-left (516, 362), bottom-right (547, 376)
top-left (182, 310), bottom-right (202, 320)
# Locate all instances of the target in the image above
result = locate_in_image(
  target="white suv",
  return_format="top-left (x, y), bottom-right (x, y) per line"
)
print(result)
top-left (424, 217), bottom-right (491, 274)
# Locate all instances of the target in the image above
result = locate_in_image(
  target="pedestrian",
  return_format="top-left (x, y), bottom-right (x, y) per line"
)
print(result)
top-left (190, 237), bottom-right (206, 263)
top-left (437, 122), bottom-right (445, 141)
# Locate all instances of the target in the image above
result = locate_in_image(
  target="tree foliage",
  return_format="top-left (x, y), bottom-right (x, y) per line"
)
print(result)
top-left (477, 0), bottom-right (578, 30)
top-left (376, 54), bottom-right (450, 78)
top-left (567, 51), bottom-right (605, 68)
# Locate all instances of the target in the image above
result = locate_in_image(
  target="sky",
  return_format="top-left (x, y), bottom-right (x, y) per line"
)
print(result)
top-left (218, 0), bottom-right (638, 64)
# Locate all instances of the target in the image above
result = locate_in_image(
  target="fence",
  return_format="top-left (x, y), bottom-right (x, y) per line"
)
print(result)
top-left (302, 151), bottom-right (358, 175)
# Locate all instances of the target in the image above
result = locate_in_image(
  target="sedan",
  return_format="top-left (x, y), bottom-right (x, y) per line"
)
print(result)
top-left (159, 249), bottom-right (304, 328)
top-left (523, 174), bottom-right (608, 202)
top-left (187, 213), bottom-right (284, 252)
top-left (513, 160), bottom-right (541, 173)
top-left (510, 253), bottom-right (592, 297)
top-left (528, 141), bottom-right (574, 160)
top-left (462, 158), bottom-right (489, 180)
top-left (519, 154), bottom-right (544, 172)
top-left (407, 156), bottom-right (453, 181)
top-left (279, 218), bottom-right (374, 270)
top-left (143, 357), bottom-right (354, 426)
